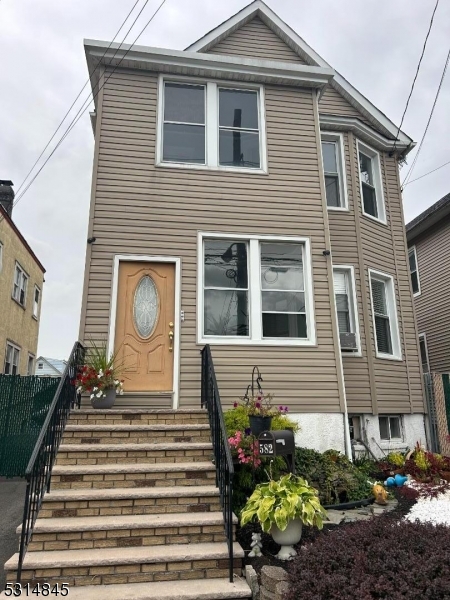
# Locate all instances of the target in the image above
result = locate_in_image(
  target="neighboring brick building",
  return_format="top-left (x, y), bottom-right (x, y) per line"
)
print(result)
top-left (0, 181), bottom-right (45, 375)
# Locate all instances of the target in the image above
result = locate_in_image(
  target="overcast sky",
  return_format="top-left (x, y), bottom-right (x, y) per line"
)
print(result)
top-left (1, 0), bottom-right (449, 360)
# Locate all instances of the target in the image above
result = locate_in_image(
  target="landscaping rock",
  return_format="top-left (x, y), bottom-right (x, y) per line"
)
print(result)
top-left (245, 564), bottom-right (260, 599)
top-left (261, 565), bottom-right (288, 593)
top-left (275, 581), bottom-right (290, 600)
top-left (260, 588), bottom-right (276, 600)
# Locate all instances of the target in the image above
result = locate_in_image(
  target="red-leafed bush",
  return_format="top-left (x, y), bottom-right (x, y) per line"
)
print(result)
top-left (286, 517), bottom-right (450, 600)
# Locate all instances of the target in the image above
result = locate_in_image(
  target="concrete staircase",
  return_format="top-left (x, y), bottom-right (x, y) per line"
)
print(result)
top-left (3, 409), bottom-right (251, 600)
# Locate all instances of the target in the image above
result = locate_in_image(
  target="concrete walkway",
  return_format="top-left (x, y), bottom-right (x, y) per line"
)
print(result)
top-left (0, 479), bottom-right (26, 591)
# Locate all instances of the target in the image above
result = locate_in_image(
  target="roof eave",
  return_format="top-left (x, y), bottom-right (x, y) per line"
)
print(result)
top-left (406, 195), bottom-right (450, 242)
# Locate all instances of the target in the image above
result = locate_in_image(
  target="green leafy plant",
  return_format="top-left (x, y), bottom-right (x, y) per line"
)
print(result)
top-left (225, 405), bottom-right (299, 437)
top-left (386, 451), bottom-right (406, 467)
top-left (240, 473), bottom-right (327, 533)
top-left (75, 339), bottom-right (125, 399)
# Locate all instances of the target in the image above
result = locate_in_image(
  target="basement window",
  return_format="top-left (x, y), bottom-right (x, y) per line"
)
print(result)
top-left (379, 416), bottom-right (402, 441)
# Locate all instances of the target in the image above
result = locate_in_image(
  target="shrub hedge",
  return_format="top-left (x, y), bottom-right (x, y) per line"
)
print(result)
top-left (287, 516), bottom-right (450, 600)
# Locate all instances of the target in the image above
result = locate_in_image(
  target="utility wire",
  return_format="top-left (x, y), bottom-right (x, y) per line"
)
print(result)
top-left (13, 0), bottom-right (167, 210)
top-left (402, 159), bottom-right (450, 188)
top-left (402, 47), bottom-right (450, 187)
top-left (391, 0), bottom-right (440, 154)
top-left (15, 0), bottom-right (142, 197)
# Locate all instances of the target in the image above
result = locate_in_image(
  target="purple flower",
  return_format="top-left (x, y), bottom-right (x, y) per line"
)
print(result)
top-left (255, 402), bottom-right (261, 409)
top-left (257, 395), bottom-right (262, 401)
top-left (245, 428), bottom-right (252, 436)
top-left (284, 406), bottom-right (289, 413)
top-left (233, 402), bottom-right (238, 408)
top-left (279, 405), bottom-right (283, 411)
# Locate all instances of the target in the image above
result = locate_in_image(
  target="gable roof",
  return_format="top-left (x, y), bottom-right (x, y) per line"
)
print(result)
top-left (36, 356), bottom-right (67, 375)
top-left (187, 0), bottom-right (414, 153)
top-left (0, 205), bottom-right (46, 273)
top-left (406, 192), bottom-right (450, 243)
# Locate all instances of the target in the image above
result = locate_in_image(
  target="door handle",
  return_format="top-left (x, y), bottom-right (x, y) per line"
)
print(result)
top-left (168, 330), bottom-right (174, 352)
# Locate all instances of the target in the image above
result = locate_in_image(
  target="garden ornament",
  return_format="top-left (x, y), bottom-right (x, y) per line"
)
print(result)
top-left (372, 483), bottom-right (388, 505)
top-left (394, 473), bottom-right (408, 487)
top-left (385, 477), bottom-right (396, 487)
top-left (248, 532), bottom-right (263, 557)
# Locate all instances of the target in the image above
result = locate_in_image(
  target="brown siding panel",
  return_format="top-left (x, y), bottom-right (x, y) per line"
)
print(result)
top-left (206, 17), bottom-right (307, 63)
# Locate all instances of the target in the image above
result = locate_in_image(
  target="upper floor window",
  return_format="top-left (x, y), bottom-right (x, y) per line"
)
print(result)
top-left (408, 246), bottom-right (420, 295)
top-left (158, 78), bottom-right (266, 172)
top-left (357, 141), bottom-right (386, 224)
top-left (369, 269), bottom-right (401, 360)
top-left (4, 342), bottom-right (20, 375)
top-left (0, 241), bottom-right (3, 273)
top-left (321, 134), bottom-right (347, 209)
top-left (198, 233), bottom-right (315, 345)
top-left (333, 267), bottom-right (360, 353)
top-left (419, 334), bottom-right (430, 374)
top-left (13, 263), bottom-right (28, 307)
top-left (33, 286), bottom-right (41, 319)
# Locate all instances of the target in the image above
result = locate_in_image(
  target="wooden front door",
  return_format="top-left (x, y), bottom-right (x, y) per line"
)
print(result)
top-left (114, 261), bottom-right (175, 392)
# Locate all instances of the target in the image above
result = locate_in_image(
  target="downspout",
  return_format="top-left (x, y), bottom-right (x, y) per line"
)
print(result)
top-left (313, 88), bottom-right (352, 461)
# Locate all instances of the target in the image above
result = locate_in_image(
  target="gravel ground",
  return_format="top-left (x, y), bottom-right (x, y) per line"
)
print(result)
top-left (0, 479), bottom-right (26, 591)
top-left (405, 488), bottom-right (450, 525)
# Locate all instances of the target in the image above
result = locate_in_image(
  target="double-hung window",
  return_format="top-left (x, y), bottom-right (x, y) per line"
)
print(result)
top-left (27, 354), bottom-right (35, 376)
top-left (333, 267), bottom-right (360, 352)
top-left (159, 78), bottom-right (266, 172)
top-left (357, 141), bottom-right (386, 223)
top-left (33, 286), bottom-right (41, 319)
top-left (379, 416), bottom-right (402, 441)
top-left (199, 234), bottom-right (314, 345)
top-left (369, 269), bottom-right (401, 359)
top-left (321, 134), bottom-right (347, 209)
top-left (419, 334), bottom-right (430, 374)
top-left (13, 263), bottom-right (28, 307)
top-left (408, 246), bottom-right (420, 295)
top-left (4, 342), bottom-right (20, 375)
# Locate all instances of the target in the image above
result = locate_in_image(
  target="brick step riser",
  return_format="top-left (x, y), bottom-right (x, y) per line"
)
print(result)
top-left (62, 434), bottom-right (212, 445)
top-left (9, 559), bottom-right (242, 587)
top-left (39, 497), bottom-right (222, 519)
top-left (51, 472), bottom-right (216, 490)
top-left (27, 525), bottom-right (234, 552)
top-left (56, 450), bottom-right (213, 466)
top-left (68, 417), bottom-right (210, 426)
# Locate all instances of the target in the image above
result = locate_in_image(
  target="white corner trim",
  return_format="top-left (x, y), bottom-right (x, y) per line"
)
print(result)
top-left (356, 139), bottom-right (387, 225)
top-left (185, 1), bottom-right (413, 149)
top-left (321, 131), bottom-right (349, 210)
top-left (108, 254), bottom-right (182, 409)
top-left (333, 265), bottom-right (362, 357)
top-left (196, 231), bottom-right (316, 347)
top-left (368, 268), bottom-right (402, 361)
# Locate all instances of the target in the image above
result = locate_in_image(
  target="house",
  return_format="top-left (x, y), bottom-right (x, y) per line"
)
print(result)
top-left (80, 0), bottom-right (426, 459)
top-left (35, 356), bottom-right (67, 377)
top-left (0, 181), bottom-right (45, 376)
top-left (406, 193), bottom-right (450, 454)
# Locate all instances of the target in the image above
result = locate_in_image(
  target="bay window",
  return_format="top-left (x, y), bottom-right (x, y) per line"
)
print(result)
top-left (357, 140), bottom-right (386, 224)
top-left (158, 77), bottom-right (266, 172)
top-left (321, 134), bottom-right (347, 209)
top-left (369, 269), bottom-right (401, 360)
top-left (198, 234), bottom-right (315, 345)
top-left (333, 267), bottom-right (360, 353)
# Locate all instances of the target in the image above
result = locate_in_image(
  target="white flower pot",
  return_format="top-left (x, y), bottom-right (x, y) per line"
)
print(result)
top-left (270, 519), bottom-right (303, 560)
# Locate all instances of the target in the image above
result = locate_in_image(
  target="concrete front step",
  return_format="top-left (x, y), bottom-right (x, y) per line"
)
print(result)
top-left (26, 512), bottom-right (236, 551)
top-left (68, 409), bottom-right (209, 426)
top-left (51, 461), bottom-right (217, 490)
top-left (2, 578), bottom-right (252, 600)
top-left (5, 542), bottom-right (244, 586)
top-left (39, 485), bottom-right (221, 518)
top-left (55, 443), bottom-right (213, 465)
top-left (63, 424), bottom-right (211, 445)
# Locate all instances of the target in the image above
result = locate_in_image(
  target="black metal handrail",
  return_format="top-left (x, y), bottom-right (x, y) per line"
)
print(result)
top-left (17, 341), bottom-right (85, 581)
top-left (201, 345), bottom-right (235, 583)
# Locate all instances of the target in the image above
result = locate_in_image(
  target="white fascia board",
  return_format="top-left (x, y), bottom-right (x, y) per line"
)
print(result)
top-left (320, 114), bottom-right (415, 156)
top-left (186, 0), bottom-right (413, 148)
top-left (84, 39), bottom-right (334, 91)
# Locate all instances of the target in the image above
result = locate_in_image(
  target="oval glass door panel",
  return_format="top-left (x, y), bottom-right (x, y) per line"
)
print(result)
top-left (133, 276), bottom-right (159, 338)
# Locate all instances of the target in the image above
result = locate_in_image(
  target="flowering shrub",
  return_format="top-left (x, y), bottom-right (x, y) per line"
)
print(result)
top-left (233, 391), bottom-right (281, 417)
top-left (228, 430), bottom-right (261, 467)
top-left (75, 366), bottom-right (124, 400)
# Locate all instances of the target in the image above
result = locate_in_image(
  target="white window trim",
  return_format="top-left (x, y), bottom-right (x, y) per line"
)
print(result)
top-left (27, 353), bottom-right (35, 376)
top-left (408, 245), bottom-right (421, 297)
top-left (4, 341), bottom-right (21, 375)
top-left (379, 415), bottom-right (403, 441)
top-left (33, 285), bottom-right (41, 319)
top-left (321, 132), bottom-right (349, 211)
top-left (419, 332), bottom-right (430, 374)
top-left (12, 262), bottom-right (29, 308)
top-left (356, 139), bottom-right (386, 225)
top-left (368, 268), bottom-right (402, 361)
top-left (156, 74), bottom-right (268, 175)
top-left (333, 265), bottom-right (361, 356)
top-left (197, 232), bottom-right (316, 346)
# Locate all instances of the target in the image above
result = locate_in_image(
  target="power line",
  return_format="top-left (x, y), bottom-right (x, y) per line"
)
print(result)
top-left (391, 0), bottom-right (440, 154)
top-left (12, 0), bottom-right (167, 210)
top-left (15, 0), bottom-right (142, 197)
top-left (402, 159), bottom-right (450, 188)
top-left (402, 47), bottom-right (450, 187)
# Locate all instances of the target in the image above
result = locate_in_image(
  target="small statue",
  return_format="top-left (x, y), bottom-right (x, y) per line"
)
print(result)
top-left (248, 532), bottom-right (263, 557)
top-left (372, 483), bottom-right (388, 505)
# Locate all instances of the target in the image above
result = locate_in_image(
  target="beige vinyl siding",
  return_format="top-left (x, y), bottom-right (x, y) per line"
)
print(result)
top-left (206, 16), bottom-right (307, 64)
top-left (80, 68), bottom-right (342, 412)
top-left (413, 219), bottom-right (450, 373)
top-left (319, 85), bottom-right (373, 126)
top-left (329, 134), bottom-right (424, 414)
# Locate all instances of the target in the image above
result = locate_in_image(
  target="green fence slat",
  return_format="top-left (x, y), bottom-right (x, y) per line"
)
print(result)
top-left (0, 375), bottom-right (60, 478)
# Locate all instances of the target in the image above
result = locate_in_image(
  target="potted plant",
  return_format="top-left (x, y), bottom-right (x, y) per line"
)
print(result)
top-left (240, 473), bottom-right (327, 560)
top-left (75, 341), bottom-right (124, 409)
top-left (234, 393), bottom-right (289, 437)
